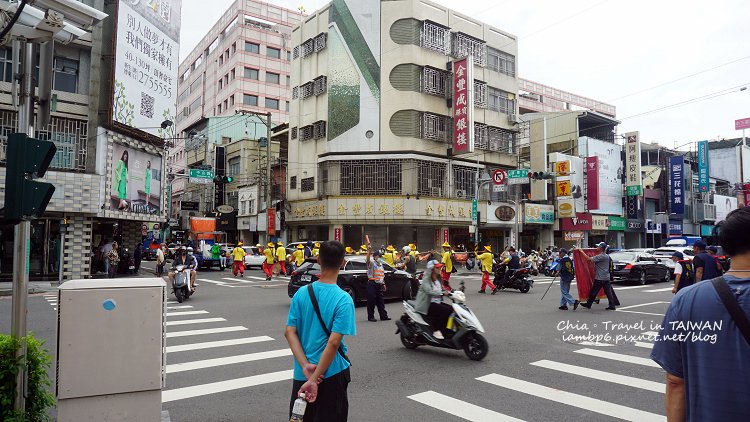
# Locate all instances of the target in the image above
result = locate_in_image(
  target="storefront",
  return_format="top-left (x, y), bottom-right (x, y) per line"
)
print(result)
top-left (625, 220), bottom-right (645, 249)
top-left (482, 203), bottom-right (516, 252)
top-left (523, 203), bottom-right (555, 252)
top-left (0, 218), bottom-right (63, 281)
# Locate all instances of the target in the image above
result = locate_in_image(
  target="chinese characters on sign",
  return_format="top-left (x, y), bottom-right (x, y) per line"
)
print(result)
top-left (556, 180), bottom-right (571, 197)
top-left (524, 203), bottom-right (555, 224)
top-left (555, 161), bottom-right (571, 175)
top-left (735, 117), bottom-right (750, 130)
top-left (697, 140), bottom-right (709, 192)
top-left (452, 56), bottom-right (474, 154)
top-left (334, 228), bottom-right (341, 242)
top-left (670, 156), bottom-right (685, 215)
top-left (624, 132), bottom-right (642, 196)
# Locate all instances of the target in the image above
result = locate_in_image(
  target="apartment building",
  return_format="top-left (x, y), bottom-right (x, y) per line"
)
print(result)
top-left (518, 78), bottom-right (616, 118)
top-left (286, 0), bottom-right (521, 250)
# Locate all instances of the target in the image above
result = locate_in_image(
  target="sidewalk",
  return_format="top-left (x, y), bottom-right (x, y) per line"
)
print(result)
top-left (0, 281), bottom-right (56, 296)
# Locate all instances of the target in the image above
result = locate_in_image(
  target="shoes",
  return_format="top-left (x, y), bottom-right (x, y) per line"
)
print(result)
top-left (573, 300), bottom-right (580, 311)
top-left (558, 306), bottom-right (569, 310)
top-left (478, 290), bottom-right (486, 294)
top-left (266, 277), bottom-right (271, 281)
top-left (368, 318), bottom-right (377, 322)
top-left (491, 288), bottom-right (498, 295)
top-left (432, 330), bottom-right (444, 339)
top-left (606, 307), bottom-right (617, 310)
top-left (380, 317), bottom-right (392, 321)
top-left (580, 303), bottom-right (592, 309)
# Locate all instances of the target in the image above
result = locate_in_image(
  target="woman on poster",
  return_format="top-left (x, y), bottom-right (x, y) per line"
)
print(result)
top-left (113, 150), bottom-right (129, 209)
top-left (145, 160), bottom-right (152, 204)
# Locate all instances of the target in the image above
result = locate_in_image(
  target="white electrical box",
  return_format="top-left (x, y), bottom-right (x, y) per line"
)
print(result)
top-left (56, 278), bottom-right (166, 422)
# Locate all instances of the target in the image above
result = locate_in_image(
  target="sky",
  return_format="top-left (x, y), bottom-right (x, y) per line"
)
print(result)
top-left (178, 0), bottom-right (750, 148)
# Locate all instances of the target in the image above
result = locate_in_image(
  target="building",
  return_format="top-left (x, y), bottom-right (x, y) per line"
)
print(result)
top-left (171, 0), bottom-right (304, 223)
top-left (286, 0), bottom-right (521, 250)
top-left (518, 78), bottom-right (616, 118)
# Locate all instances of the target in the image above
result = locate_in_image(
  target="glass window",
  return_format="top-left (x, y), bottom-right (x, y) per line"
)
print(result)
top-left (266, 72), bottom-right (280, 84)
top-left (243, 94), bottom-right (258, 105)
top-left (345, 260), bottom-right (367, 271)
top-left (53, 57), bottom-right (79, 93)
top-left (231, 42), bottom-right (236, 54)
top-left (265, 97), bottom-right (279, 109)
top-left (228, 157), bottom-right (241, 175)
top-left (230, 69), bottom-right (235, 80)
top-left (488, 47), bottom-right (516, 76)
top-left (0, 48), bottom-right (12, 82)
top-left (229, 95), bottom-right (234, 106)
top-left (244, 67), bottom-right (258, 79)
top-left (245, 42), bottom-right (260, 53)
top-left (267, 47), bottom-right (281, 59)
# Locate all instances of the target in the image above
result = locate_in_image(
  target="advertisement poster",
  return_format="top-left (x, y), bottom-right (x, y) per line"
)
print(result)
top-left (551, 154), bottom-right (584, 212)
top-left (586, 156), bottom-right (599, 210)
top-left (714, 194), bottom-right (738, 222)
top-left (113, 0), bottom-right (182, 136)
top-left (110, 143), bottom-right (162, 214)
top-left (524, 203), bottom-right (555, 224)
top-left (670, 156), bottom-right (685, 215)
top-left (560, 213), bottom-right (593, 231)
top-left (557, 198), bottom-right (575, 218)
top-left (585, 138), bottom-right (623, 215)
top-left (452, 56), bottom-right (474, 154)
top-left (624, 131), bottom-right (642, 196)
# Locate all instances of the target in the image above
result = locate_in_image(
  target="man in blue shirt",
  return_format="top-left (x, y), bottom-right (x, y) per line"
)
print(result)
top-left (651, 207), bottom-right (750, 421)
top-left (557, 248), bottom-right (579, 310)
top-left (285, 241), bottom-right (355, 421)
top-left (692, 240), bottom-right (721, 281)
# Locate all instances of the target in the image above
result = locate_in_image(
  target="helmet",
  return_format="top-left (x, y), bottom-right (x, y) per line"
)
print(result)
top-left (315, 242), bottom-right (320, 248)
top-left (277, 242), bottom-right (283, 246)
top-left (386, 245), bottom-right (395, 252)
top-left (402, 246), bottom-right (411, 254)
top-left (267, 242), bottom-right (274, 247)
top-left (187, 247), bottom-right (193, 253)
top-left (297, 244), bottom-right (304, 249)
top-left (450, 290), bottom-right (466, 303)
top-left (442, 242), bottom-right (451, 248)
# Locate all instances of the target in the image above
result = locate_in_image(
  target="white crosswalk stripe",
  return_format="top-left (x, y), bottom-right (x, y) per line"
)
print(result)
top-left (166, 326), bottom-right (247, 338)
top-left (165, 317), bottom-right (226, 326)
top-left (165, 336), bottom-right (274, 353)
top-left (166, 348), bottom-right (292, 373)
top-left (165, 310), bottom-right (209, 317)
top-left (574, 348), bottom-right (661, 368)
top-left (643, 287), bottom-right (673, 293)
top-left (530, 360), bottom-right (664, 393)
top-left (408, 391), bottom-right (524, 422)
top-left (162, 370), bottom-right (292, 403)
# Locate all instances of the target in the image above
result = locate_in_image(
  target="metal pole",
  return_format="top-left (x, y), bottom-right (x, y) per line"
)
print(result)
top-left (12, 39), bottom-right (35, 414)
top-left (266, 112), bottom-right (272, 242)
top-left (58, 221), bottom-right (65, 285)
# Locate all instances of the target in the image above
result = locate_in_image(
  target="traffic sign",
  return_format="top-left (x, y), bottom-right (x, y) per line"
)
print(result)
top-left (189, 169), bottom-right (214, 184)
top-left (626, 185), bottom-right (643, 196)
top-left (492, 169), bottom-right (506, 185)
top-left (507, 169), bottom-right (529, 185)
top-left (471, 199), bottom-right (478, 222)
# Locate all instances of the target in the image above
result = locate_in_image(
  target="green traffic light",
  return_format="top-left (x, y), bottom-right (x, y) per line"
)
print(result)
top-left (225, 176), bottom-right (234, 183)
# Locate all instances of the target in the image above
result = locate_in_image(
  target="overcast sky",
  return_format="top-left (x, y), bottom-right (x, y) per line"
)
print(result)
top-left (179, 0), bottom-right (750, 148)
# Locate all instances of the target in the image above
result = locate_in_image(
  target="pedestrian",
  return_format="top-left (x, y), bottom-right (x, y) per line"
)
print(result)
top-left (210, 242), bottom-right (223, 270)
top-left (579, 242), bottom-right (617, 310)
top-left (398, 246), bottom-right (418, 275)
top-left (276, 242), bottom-right (288, 276)
top-left (304, 241), bottom-right (314, 259)
top-left (475, 245), bottom-right (496, 294)
top-left (231, 241), bottom-right (246, 277)
top-left (670, 251), bottom-right (694, 294)
top-left (262, 242), bottom-right (276, 280)
top-left (100, 238), bottom-right (113, 275)
top-left (651, 207), bottom-right (750, 421)
top-left (383, 245), bottom-right (397, 266)
top-left (106, 241), bottom-right (120, 278)
top-left (557, 248), bottom-right (579, 310)
top-left (440, 242), bottom-right (455, 290)
top-left (134, 242), bottom-right (143, 273)
top-left (312, 242), bottom-right (321, 257)
top-left (285, 241), bottom-right (355, 421)
top-left (693, 240), bottom-right (721, 282)
top-left (155, 244), bottom-right (165, 277)
top-left (365, 240), bottom-right (390, 322)
top-left (292, 244), bottom-right (305, 270)
top-left (706, 245), bottom-right (726, 275)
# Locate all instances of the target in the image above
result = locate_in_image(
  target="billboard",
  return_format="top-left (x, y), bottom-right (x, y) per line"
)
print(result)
top-left (113, 0), bottom-right (182, 136)
top-left (697, 140), bottom-right (709, 192)
top-left (585, 138), bottom-right (623, 215)
top-left (670, 156), bottom-right (685, 215)
top-left (110, 143), bottom-right (163, 214)
top-left (586, 156), bottom-right (599, 210)
top-left (524, 203), bottom-right (555, 224)
top-left (452, 56), bottom-right (474, 154)
top-left (714, 194), bottom-right (737, 223)
top-left (624, 131), bottom-right (642, 196)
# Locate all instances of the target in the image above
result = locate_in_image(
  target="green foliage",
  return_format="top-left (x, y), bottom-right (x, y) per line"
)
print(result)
top-left (113, 80), bottom-right (135, 126)
top-left (0, 334), bottom-right (56, 422)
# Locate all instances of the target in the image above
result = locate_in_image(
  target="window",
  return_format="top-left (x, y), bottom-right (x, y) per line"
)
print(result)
top-left (217, 104), bottom-right (221, 113)
top-left (219, 55), bottom-right (223, 65)
top-left (244, 67), bottom-right (259, 79)
top-left (230, 69), bottom-right (235, 80)
top-left (301, 177), bottom-right (315, 192)
top-left (453, 165), bottom-right (477, 198)
top-left (293, 46), bottom-right (299, 59)
top-left (266, 72), bottom-right (280, 84)
top-left (301, 39), bottom-right (314, 57)
top-left (452, 32), bottom-right (487, 66)
top-left (189, 97), bottom-right (202, 114)
top-left (474, 80), bottom-right (488, 108)
top-left (286, 75), bottom-right (290, 86)
top-left (290, 176), bottom-right (297, 189)
top-left (286, 101), bottom-right (290, 112)
top-left (229, 95), bottom-right (234, 106)
top-left (488, 126), bottom-right (515, 154)
top-left (218, 79), bottom-right (223, 89)
top-left (422, 66), bottom-right (449, 97)
top-left (287, 51), bottom-right (292, 61)
top-left (224, 99), bottom-right (228, 109)
top-left (300, 125), bottom-right (314, 141)
top-left (245, 42), bottom-right (259, 53)
top-left (228, 157), bottom-right (241, 175)
top-left (339, 160), bottom-right (403, 196)
top-left (0, 48), bottom-right (13, 82)
top-left (231, 42), bottom-right (236, 54)
top-left (243, 94), bottom-right (258, 105)
top-left (487, 47), bottom-right (515, 76)
top-left (488, 87), bottom-right (515, 115)
top-left (420, 20), bottom-right (450, 55)
top-left (313, 120), bottom-right (326, 139)
top-left (313, 76), bottom-right (327, 95)
top-left (53, 57), bottom-right (79, 93)
top-left (291, 127), bottom-right (297, 139)
top-left (265, 97), bottom-right (279, 109)
top-left (267, 47), bottom-right (281, 59)
top-left (421, 112), bottom-right (451, 143)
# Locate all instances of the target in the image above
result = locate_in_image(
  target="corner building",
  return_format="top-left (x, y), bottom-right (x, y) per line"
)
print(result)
top-left (286, 0), bottom-right (520, 249)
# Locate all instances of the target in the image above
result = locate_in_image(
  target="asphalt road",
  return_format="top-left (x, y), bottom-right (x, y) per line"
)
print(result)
top-left (0, 260), bottom-right (676, 422)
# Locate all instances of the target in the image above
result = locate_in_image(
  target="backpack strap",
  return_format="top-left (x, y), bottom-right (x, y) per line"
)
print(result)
top-left (710, 277), bottom-right (750, 348)
top-left (306, 284), bottom-right (352, 365)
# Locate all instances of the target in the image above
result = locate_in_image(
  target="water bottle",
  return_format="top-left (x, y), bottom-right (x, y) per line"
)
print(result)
top-left (290, 392), bottom-right (307, 422)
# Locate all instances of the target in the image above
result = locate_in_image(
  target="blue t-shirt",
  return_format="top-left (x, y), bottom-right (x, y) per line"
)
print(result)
top-left (651, 275), bottom-right (750, 421)
top-left (287, 281), bottom-right (356, 381)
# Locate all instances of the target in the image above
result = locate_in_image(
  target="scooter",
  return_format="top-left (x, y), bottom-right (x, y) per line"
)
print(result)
top-left (395, 291), bottom-right (488, 361)
top-left (172, 265), bottom-right (192, 303)
top-left (492, 263), bottom-right (534, 293)
top-left (543, 257), bottom-right (560, 276)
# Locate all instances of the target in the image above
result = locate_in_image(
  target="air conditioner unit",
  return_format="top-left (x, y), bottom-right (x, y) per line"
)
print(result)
top-left (455, 189), bottom-right (466, 198)
top-left (507, 114), bottom-right (519, 124)
top-left (182, 107), bottom-right (189, 116)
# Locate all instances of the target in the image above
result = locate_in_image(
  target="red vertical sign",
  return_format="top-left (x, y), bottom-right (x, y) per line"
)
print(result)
top-left (267, 208), bottom-right (276, 236)
top-left (442, 228), bottom-right (450, 244)
top-left (452, 56), bottom-right (474, 154)
top-left (586, 156), bottom-right (599, 210)
top-left (333, 228), bottom-right (341, 242)
top-left (744, 183), bottom-right (750, 207)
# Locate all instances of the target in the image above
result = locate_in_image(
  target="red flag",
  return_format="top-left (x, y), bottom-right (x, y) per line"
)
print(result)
top-left (573, 248), bottom-right (607, 301)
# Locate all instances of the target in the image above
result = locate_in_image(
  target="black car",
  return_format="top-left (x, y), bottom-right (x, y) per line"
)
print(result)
top-left (610, 252), bottom-right (671, 285)
top-left (288, 256), bottom-right (419, 303)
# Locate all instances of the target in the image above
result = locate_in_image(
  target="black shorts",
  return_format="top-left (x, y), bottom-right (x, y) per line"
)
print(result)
top-left (289, 368), bottom-right (350, 422)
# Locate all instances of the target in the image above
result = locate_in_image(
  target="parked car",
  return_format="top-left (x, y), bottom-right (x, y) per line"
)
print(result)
top-left (243, 246), bottom-right (266, 269)
top-left (610, 252), bottom-right (671, 285)
top-left (287, 256), bottom-right (419, 303)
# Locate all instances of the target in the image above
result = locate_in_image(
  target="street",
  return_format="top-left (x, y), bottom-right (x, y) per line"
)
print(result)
top-left (1, 261), bottom-right (675, 422)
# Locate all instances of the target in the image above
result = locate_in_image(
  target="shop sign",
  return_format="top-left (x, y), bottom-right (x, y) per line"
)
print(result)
top-left (267, 208), bottom-right (276, 236)
top-left (669, 218), bottom-right (683, 235)
top-left (494, 205), bottom-right (516, 222)
top-left (557, 198), bottom-right (575, 218)
top-left (697, 140), bottom-right (709, 192)
top-left (452, 56), bottom-right (474, 154)
top-left (608, 216), bottom-right (626, 231)
top-left (646, 220), bottom-right (662, 234)
top-left (181, 201), bottom-right (199, 211)
top-left (560, 213), bottom-right (592, 231)
top-left (591, 215), bottom-right (609, 231)
top-left (555, 161), bottom-right (571, 176)
top-left (110, 142), bottom-right (163, 214)
top-left (564, 231), bottom-right (584, 241)
top-left (627, 220), bottom-right (644, 231)
top-left (586, 156), bottom-right (599, 210)
top-left (289, 197), bottom-right (472, 222)
top-left (524, 203), bottom-right (555, 224)
top-left (700, 224), bottom-right (714, 237)
top-left (624, 131), bottom-right (643, 196)
top-left (334, 228), bottom-right (341, 242)
top-left (670, 156), bottom-right (685, 214)
top-left (556, 180), bottom-right (571, 197)
top-left (441, 228), bottom-right (450, 244)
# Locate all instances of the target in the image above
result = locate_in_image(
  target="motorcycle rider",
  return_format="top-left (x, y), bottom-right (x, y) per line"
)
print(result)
top-left (415, 260), bottom-right (451, 339)
top-left (169, 246), bottom-right (197, 292)
top-left (493, 246), bottom-right (521, 294)
top-left (397, 246), bottom-right (418, 275)
top-left (476, 245), bottom-right (497, 294)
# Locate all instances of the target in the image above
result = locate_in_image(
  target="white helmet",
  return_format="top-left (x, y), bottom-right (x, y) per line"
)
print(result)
top-left (450, 290), bottom-right (466, 303)
top-left (402, 246), bottom-right (411, 254)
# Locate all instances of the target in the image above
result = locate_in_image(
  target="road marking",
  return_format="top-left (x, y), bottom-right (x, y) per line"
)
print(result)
top-left (166, 336), bottom-right (275, 353)
top-left (617, 301), bottom-right (669, 311)
top-left (574, 348), bottom-right (660, 368)
top-left (223, 277), bottom-right (255, 283)
top-left (197, 278), bottom-right (233, 287)
top-left (166, 326), bottom-right (247, 338)
top-left (166, 348), bottom-right (292, 373)
top-left (477, 373), bottom-right (665, 422)
top-left (643, 287), bottom-right (673, 293)
top-left (530, 360), bottom-right (664, 393)
top-left (165, 318), bottom-right (226, 327)
top-left (408, 391), bottom-right (524, 422)
top-left (617, 310), bottom-right (666, 317)
top-left (614, 285), bottom-right (653, 290)
top-left (575, 341), bottom-right (614, 347)
top-left (166, 305), bottom-right (193, 310)
top-left (165, 310), bottom-right (209, 317)
top-left (161, 370), bottom-right (293, 403)
top-left (634, 342), bottom-right (654, 349)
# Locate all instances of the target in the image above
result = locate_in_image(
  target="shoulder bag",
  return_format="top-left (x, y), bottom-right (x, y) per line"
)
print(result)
top-left (711, 277), bottom-right (750, 348)
top-left (307, 284), bottom-right (352, 364)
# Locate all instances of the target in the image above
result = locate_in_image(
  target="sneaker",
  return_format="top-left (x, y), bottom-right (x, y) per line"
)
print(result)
top-left (368, 318), bottom-right (377, 322)
top-left (432, 330), bottom-right (444, 339)
top-left (573, 300), bottom-right (580, 311)
top-left (477, 290), bottom-right (486, 294)
top-left (580, 302), bottom-right (592, 309)
top-left (558, 306), bottom-right (569, 310)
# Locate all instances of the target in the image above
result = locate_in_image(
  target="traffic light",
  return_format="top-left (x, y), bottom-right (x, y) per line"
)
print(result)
top-left (528, 171), bottom-right (554, 180)
top-left (213, 175), bottom-right (234, 183)
top-left (4, 133), bottom-right (57, 222)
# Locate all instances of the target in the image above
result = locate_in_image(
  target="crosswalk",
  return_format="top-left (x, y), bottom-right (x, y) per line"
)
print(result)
top-left (408, 330), bottom-right (667, 421)
top-left (42, 293), bottom-right (57, 310)
top-left (161, 300), bottom-right (293, 405)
